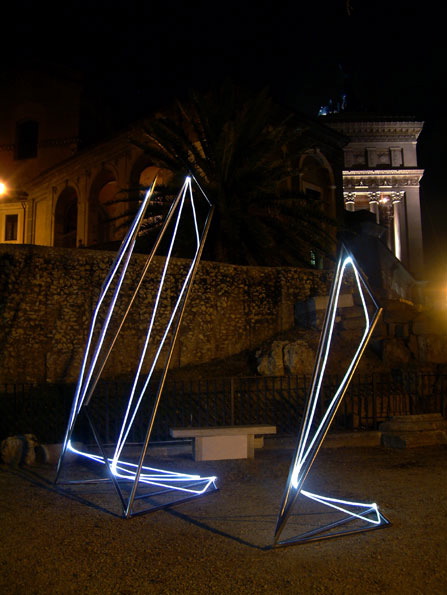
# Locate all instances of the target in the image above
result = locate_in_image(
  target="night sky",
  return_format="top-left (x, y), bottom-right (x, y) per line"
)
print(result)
top-left (2, 0), bottom-right (447, 280)
top-left (5, 1), bottom-right (442, 118)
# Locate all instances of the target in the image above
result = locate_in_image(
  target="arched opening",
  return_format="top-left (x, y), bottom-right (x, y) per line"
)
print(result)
top-left (138, 165), bottom-right (173, 190)
top-left (87, 171), bottom-right (121, 247)
top-left (54, 187), bottom-right (78, 248)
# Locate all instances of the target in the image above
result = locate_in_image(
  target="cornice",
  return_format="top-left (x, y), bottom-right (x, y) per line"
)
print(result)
top-left (327, 121), bottom-right (423, 142)
top-left (345, 169), bottom-right (424, 176)
top-left (344, 169), bottom-right (424, 189)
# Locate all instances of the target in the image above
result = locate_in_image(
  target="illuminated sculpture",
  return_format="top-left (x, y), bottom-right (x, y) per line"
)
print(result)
top-left (274, 245), bottom-right (390, 546)
top-left (55, 176), bottom-right (217, 517)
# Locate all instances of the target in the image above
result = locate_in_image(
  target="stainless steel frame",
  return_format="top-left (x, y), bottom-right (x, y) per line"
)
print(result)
top-left (274, 244), bottom-right (391, 546)
top-left (55, 176), bottom-right (217, 517)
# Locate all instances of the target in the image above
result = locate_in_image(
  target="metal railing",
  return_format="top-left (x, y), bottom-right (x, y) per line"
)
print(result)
top-left (1, 372), bottom-right (446, 445)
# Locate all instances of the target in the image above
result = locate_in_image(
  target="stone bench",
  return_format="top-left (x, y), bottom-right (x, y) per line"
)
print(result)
top-left (169, 425), bottom-right (277, 461)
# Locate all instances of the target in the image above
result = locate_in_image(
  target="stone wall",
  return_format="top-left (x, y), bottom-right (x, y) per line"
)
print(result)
top-left (0, 245), bottom-right (336, 383)
top-left (256, 293), bottom-right (447, 377)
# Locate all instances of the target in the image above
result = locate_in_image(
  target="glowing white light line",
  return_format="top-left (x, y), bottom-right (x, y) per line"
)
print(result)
top-left (292, 256), bottom-right (373, 488)
top-left (300, 261), bottom-right (370, 466)
top-left (67, 442), bottom-right (216, 495)
top-left (294, 256), bottom-right (348, 465)
top-left (188, 177), bottom-right (201, 246)
top-left (293, 257), bottom-right (353, 481)
top-left (115, 179), bottom-right (203, 461)
top-left (189, 173), bottom-right (212, 207)
top-left (60, 177), bottom-right (217, 512)
top-left (65, 187), bottom-right (154, 437)
top-left (113, 178), bottom-right (202, 466)
top-left (301, 490), bottom-right (381, 525)
top-left (113, 181), bottom-right (189, 463)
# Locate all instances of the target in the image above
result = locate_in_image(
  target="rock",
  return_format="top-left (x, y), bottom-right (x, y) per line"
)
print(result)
top-left (283, 340), bottom-right (315, 375)
top-left (416, 335), bottom-right (447, 364)
top-left (382, 338), bottom-right (412, 364)
top-left (256, 341), bottom-right (287, 376)
top-left (0, 434), bottom-right (39, 465)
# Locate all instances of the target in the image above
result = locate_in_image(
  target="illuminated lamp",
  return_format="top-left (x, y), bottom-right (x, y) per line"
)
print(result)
top-left (0, 181), bottom-right (6, 195)
top-left (55, 176), bottom-right (217, 517)
top-left (274, 245), bottom-right (390, 546)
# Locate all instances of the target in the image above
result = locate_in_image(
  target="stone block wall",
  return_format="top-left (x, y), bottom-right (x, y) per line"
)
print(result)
top-left (0, 245), bottom-right (336, 383)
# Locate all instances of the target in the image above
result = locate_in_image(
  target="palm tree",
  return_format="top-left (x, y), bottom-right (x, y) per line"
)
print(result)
top-left (134, 81), bottom-right (336, 267)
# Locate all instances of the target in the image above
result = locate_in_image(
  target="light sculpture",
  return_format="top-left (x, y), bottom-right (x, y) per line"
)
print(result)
top-left (274, 244), bottom-right (390, 546)
top-left (55, 176), bottom-right (217, 517)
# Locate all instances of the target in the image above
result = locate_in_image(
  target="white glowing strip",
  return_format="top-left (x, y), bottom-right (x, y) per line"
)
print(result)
top-left (301, 490), bottom-right (381, 525)
top-left (188, 176), bottom-right (201, 245)
top-left (113, 179), bottom-right (199, 463)
top-left (299, 260), bottom-right (370, 467)
top-left (67, 442), bottom-right (216, 495)
top-left (61, 177), bottom-right (217, 505)
top-left (114, 245), bottom-right (197, 460)
top-left (296, 258), bottom-right (361, 466)
top-left (113, 179), bottom-right (189, 462)
top-left (65, 187), bottom-right (154, 436)
top-left (292, 256), bottom-right (373, 488)
top-left (113, 178), bottom-right (203, 466)
top-left (293, 256), bottom-right (350, 472)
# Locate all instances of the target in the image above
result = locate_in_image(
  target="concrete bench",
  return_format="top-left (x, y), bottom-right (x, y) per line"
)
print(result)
top-left (169, 425), bottom-right (277, 461)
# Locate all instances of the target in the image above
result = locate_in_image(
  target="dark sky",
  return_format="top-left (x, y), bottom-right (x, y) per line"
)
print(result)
top-left (3, 0), bottom-right (447, 279)
top-left (4, 0), bottom-right (443, 119)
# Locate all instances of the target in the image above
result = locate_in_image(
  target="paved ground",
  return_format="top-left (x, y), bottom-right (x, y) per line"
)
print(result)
top-left (0, 440), bottom-right (446, 594)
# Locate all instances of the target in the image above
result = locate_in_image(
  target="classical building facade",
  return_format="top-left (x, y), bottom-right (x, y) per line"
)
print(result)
top-left (0, 69), bottom-right (347, 258)
top-left (0, 68), bottom-right (82, 246)
top-left (324, 115), bottom-right (424, 277)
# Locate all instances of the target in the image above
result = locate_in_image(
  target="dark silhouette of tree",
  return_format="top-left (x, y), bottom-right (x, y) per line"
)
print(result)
top-left (135, 81), bottom-right (336, 266)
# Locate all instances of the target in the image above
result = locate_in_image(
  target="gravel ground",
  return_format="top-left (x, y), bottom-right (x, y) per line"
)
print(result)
top-left (0, 441), bottom-right (446, 594)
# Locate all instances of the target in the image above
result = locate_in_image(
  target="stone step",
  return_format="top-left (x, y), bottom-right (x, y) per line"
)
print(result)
top-left (379, 413), bottom-right (447, 433)
top-left (381, 430), bottom-right (447, 448)
top-left (380, 413), bottom-right (447, 448)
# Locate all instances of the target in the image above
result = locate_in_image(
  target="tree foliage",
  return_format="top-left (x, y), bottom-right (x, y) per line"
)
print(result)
top-left (135, 81), bottom-right (336, 266)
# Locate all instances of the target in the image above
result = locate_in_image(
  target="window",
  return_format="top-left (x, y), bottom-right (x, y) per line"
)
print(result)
top-left (5, 214), bottom-right (18, 241)
top-left (16, 120), bottom-right (39, 160)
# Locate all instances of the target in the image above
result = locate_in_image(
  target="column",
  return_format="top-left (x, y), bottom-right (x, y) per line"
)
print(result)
top-left (344, 192), bottom-right (356, 212)
top-left (403, 186), bottom-right (424, 275)
top-left (368, 192), bottom-right (380, 223)
top-left (392, 191), bottom-right (403, 261)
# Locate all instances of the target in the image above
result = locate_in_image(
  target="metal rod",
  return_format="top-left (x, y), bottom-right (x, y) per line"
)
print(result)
top-left (125, 203), bottom-right (215, 516)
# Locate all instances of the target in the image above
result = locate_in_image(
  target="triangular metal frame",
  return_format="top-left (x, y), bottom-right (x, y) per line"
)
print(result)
top-left (274, 244), bottom-right (391, 546)
top-left (55, 176), bottom-right (217, 517)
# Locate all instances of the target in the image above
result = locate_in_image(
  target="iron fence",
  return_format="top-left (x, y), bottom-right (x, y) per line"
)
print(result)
top-left (0, 372), bottom-right (446, 445)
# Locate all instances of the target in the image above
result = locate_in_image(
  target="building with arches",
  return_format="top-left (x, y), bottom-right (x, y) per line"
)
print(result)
top-left (0, 68), bottom-right (426, 281)
top-left (0, 69), bottom-right (347, 263)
